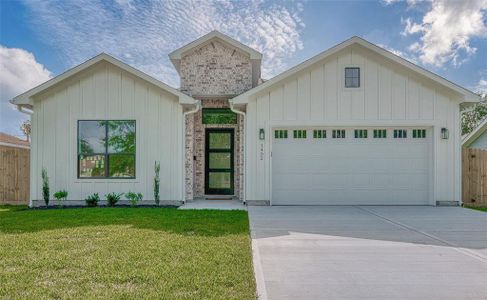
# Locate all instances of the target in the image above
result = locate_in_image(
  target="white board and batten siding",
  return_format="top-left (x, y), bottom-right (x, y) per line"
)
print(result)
top-left (30, 61), bottom-right (183, 203)
top-left (245, 45), bottom-right (462, 205)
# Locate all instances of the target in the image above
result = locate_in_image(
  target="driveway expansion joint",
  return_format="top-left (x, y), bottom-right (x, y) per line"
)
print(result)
top-left (356, 206), bottom-right (487, 264)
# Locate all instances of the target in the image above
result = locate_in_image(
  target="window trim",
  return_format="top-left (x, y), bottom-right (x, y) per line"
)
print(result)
top-left (77, 120), bottom-right (136, 179)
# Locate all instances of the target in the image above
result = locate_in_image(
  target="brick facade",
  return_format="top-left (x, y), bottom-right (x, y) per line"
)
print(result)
top-left (180, 38), bottom-right (255, 201)
top-left (179, 40), bottom-right (253, 97)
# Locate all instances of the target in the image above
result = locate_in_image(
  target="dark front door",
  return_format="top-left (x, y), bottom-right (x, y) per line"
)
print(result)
top-left (205, 128), bottom-right (234, 195)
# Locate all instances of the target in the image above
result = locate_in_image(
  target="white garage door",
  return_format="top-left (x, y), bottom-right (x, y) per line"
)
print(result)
top-left (272, 128), bottom-right (432, 205)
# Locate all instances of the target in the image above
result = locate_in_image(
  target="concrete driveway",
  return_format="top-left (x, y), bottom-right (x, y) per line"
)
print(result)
top-left (248, 206), bottom-right (487, 300)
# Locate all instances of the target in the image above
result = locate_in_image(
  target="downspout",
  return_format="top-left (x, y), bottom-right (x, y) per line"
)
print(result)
top-left (181, 100), bottom-right (201, 204)
top-left (229, 101), bottom-right (246, 204)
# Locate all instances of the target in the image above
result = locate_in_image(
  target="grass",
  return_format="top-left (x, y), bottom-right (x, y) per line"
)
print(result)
top-left (0, 205), bottom-right (256, 299)
top-left (465, 205), bottom-right (487, 213)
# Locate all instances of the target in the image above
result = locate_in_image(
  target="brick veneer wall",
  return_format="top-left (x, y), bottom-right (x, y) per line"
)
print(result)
top-left (180, 38), bottom-right (253, 201)
top-left (179, 40), bottom-right (253, 97)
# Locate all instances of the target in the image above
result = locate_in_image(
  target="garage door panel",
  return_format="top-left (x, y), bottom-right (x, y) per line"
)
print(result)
top-left (272, 127), bottom-right (432, 205)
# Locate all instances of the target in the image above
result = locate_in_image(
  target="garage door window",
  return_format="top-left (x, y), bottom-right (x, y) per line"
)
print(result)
top-left (354, 129), bottom-right (368, 138)
top-left (413, 129), bottom-right (426, 138)
top-left (393, 129), bottom-right (407, 138)
top-left (373, 129), bottom-right (387, 138)
top-left (293, 130), bottom-right (307, 139)
top-left (332, 129), bottom-right (346, 138)
top-left (274, 130), bottom-right (288, 139)
top-left (313, 130), bottom-right (326, 138)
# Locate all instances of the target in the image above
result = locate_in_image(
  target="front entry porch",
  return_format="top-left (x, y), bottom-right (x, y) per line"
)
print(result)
top-left (184, 99), bottom-right (244, 202)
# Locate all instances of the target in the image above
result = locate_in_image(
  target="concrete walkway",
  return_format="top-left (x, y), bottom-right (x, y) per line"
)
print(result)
top-left (178, 199), bottom-right (246, 210)
top-left (248, 206), bottom-right (487, 300)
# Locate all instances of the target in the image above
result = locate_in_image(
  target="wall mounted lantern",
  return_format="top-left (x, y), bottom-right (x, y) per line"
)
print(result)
top-left (441, 127), bottom-right (449, 139)
top-left (259, 128), bottom-right (265, 140)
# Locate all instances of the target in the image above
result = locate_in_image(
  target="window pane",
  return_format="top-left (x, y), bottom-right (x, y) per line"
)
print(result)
top-left (208, 172), bottom-right (231, 189)
top-left (352, 77), bottom-right (359, 87)
top-left (345, 68), bottom-right (353, 77)
top-left (202, 109), bottom-right (237, 124)
top-left (209, 153), bottom-right (231, 169)
top-left (107, 121), bottom-right (135, 154)
top-left (108, 154), bottom-right (135, 178)
top-left (353, 68), bottom-right (360, 77)
top-left (345, 77), bottom-right (353, 87)
top-left (209, 132), bottom-right (231, 149)
top-left (78, 121), bottom-right (106, 154)
top-left (79, 155), bottom-right (106, 177)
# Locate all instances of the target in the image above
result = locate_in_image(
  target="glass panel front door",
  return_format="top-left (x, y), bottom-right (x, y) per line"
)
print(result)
top-left (205, 129), bottom-right (234, 195)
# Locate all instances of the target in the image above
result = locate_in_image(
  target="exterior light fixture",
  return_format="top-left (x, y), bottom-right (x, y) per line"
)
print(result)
top-left (259, 128), bottom-right (265, 140)
top-left (441, 127), bottom-right (449, 139)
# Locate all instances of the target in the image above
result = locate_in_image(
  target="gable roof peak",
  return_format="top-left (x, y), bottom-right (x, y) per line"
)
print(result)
top-left (168, 30), bottom-right (262, 74)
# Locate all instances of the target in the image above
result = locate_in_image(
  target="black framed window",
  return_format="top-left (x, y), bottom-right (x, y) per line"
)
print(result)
top-left (78, 120), bottom-right (136, 178)
top-left (345, 67), bottom-right (360, 88)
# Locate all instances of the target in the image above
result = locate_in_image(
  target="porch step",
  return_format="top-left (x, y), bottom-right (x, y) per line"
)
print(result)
top-left (205, 195), bottom-right (234, 200)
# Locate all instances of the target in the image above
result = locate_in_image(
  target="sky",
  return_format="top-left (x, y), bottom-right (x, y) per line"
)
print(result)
top-left (1, 0), bottom-right (487, 138)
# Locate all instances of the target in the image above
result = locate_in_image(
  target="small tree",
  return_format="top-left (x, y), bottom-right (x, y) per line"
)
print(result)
top-left (20, 119), bottom-right (31, 142)
top-left (153, 161), bottom-right (160, 205)
top-left (461, 94), bottom-right (487, 135)
top-left (53, 190), bottom-right (68, 207)
top-left (41, 168), bottom-right (50, 206)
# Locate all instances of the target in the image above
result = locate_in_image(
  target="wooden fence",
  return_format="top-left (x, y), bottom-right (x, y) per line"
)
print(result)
top-left (0, 145), bottom-right (29, 205)
top-left (463, 148), bottom-right (487, 206)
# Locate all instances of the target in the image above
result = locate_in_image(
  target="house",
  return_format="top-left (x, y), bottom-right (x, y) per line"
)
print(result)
top-left (11, 31), bottom-right (480, 207)
top-left (0, 132), bottom-right (30, 149)
top-left (462, 118), bottom-right (487, 149)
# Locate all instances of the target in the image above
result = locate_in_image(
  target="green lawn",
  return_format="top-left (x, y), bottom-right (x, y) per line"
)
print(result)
top-left (465, 206), bottom-right (487, 213)
top-left (0, 206), bottom-right (256, 299)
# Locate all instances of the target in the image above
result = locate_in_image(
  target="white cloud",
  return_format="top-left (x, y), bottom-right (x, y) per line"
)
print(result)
top-left (476, 78), bottom-right (487, 96)
top-left (377, 43), bottom-right (418, 63)
top-left (0, 45), bottom-right (52, 137)
top-left (401, 0), bottom-right (487, 67)
top-left (22, 0), bottom-right (305, 85)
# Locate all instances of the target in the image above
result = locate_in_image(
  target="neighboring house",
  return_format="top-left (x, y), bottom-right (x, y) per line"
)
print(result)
top-left (11, 31), bottom-right (480, 207)
top-left (0, 132), bottom-right (30, 204)
top-left (462, 118), bottom-right (487, 149)
top-left (0, 132), bottom-right (30, 149)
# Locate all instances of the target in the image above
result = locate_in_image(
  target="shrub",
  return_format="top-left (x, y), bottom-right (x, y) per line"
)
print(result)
top-left (126, 191), bottom-right (143, 207)
top-left (85, 193), bottom-right (100, 207)
top-left (153, 161), bottom-right (160, 205)
top-left (53, 190), bottom-right (68, 207)
top-left (105, 192), bottom-right (122, 207)
top-left (41, 168), bottom-right (50, 206)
